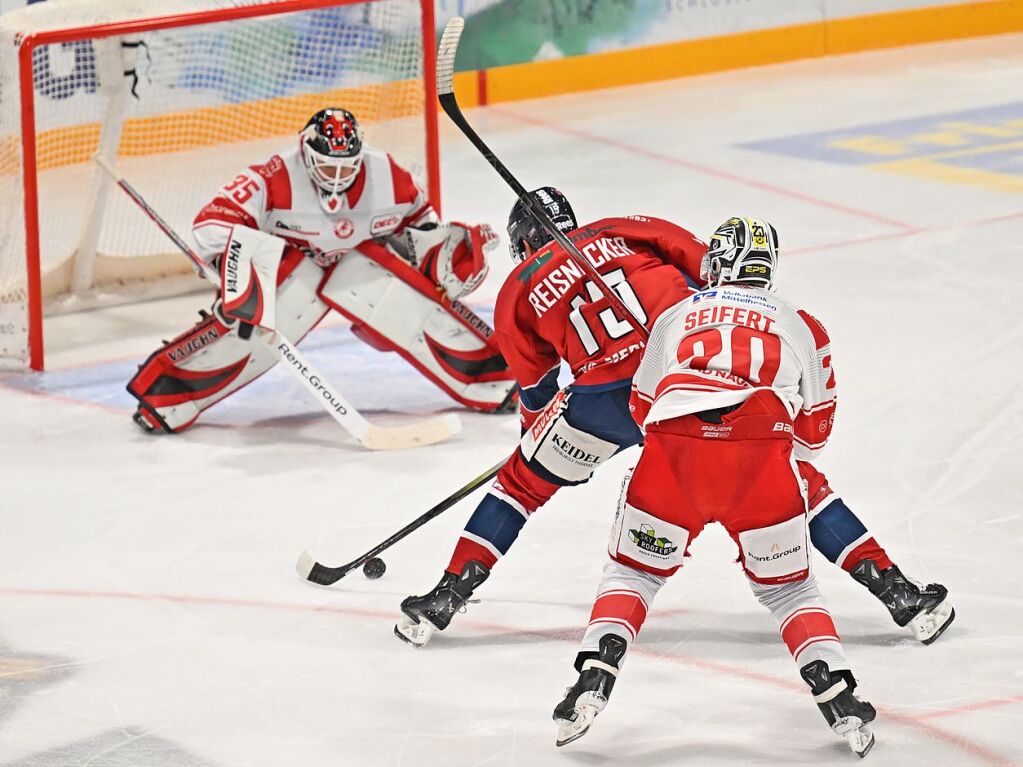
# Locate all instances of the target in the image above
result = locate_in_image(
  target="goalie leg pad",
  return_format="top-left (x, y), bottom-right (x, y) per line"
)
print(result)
top-left (127, 307), bottom-right (253, 433)
top-left (128, 255), bottom-right (328, 433)
top-left (319, 242), bottom-right (515, 411)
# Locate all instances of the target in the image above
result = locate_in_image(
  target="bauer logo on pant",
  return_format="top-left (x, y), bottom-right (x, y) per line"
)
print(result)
top-left (628, 524), bottom-right (678, 558)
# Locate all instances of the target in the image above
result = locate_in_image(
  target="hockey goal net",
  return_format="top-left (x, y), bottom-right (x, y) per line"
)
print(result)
top-left (0, 0), bottom-right (439, 370)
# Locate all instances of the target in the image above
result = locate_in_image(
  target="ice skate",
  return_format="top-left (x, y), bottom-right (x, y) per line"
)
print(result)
top-left (394, 560), bottom-right (490, 647)
top-left (800, 660), bottom-right (876, 758)
top-left (132, 406), bottom-right (160, 433)
top-left (553, 634), bottom-right (627, 747)
top-left (851, 560), bottom-right (955, 644)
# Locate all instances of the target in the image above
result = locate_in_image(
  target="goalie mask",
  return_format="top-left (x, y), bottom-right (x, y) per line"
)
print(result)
top-left (507, 186), bottom-right (578, 264)
top-left (300, 107), bottom-right (364, 212)
top-left (702, 216), bottom-right (779, 290)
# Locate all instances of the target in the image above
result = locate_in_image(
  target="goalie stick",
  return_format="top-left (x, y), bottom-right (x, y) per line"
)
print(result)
top-left (96, 156), bottom-right (461, 451)
top-left (297, 458), bottom-right (505, 585)
top-left (436, 17), bottom-right (649, 341)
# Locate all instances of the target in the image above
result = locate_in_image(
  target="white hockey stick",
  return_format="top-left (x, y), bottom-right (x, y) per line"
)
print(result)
top-left (96, 156), bottom-right (461, 450)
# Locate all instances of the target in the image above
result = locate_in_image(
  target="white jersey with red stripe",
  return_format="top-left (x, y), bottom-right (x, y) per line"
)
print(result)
top-left (192, 144), bottom-right (435, 266)
top-left (631, 284), bottom-right (836, 460)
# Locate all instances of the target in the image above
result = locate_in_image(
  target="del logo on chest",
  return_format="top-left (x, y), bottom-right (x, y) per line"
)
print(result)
top-left (371, 213), bottom-right (402, 236)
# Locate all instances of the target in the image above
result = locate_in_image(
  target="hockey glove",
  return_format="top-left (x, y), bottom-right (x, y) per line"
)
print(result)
top-left (403, 221), bottom-right (498, 300)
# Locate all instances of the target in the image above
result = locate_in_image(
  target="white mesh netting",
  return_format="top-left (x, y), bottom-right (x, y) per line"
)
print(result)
top-left (0, 0), bottom-right (432, 368)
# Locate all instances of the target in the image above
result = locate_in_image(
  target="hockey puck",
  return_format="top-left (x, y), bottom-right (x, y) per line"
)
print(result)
top-left (363, 557), bottom-right (386, 580)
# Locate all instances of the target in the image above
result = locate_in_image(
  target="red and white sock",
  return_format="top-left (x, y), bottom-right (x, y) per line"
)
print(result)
top-left (579, 560), bottom-right (667, 662)
top-left (751, 574), bottom-right (850, 672)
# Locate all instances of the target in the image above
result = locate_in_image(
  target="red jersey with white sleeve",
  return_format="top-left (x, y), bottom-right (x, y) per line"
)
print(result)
top-left (494, 215), bottom-right (706, 424)
top-left (630, 285), bottom-right (836, 460)
top-left (192, 144), bottom-right (435, 268)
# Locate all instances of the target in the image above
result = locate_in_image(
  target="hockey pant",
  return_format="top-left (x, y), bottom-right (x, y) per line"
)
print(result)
top-left (446, 383), bottom-right (642, 575)
top-left (318, 240), bottom-right (515, 412)
top-left (580, 391), bottom-right (850, 674)
top-left (129, 245), bottom-right (515, 433)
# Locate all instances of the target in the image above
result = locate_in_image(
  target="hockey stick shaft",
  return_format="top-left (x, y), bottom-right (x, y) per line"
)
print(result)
top-left (436, 18), bottom-right (649, 340)
top-left (95, 156), bottom-right (214, 280)
top-left (297, 458), bottom-right (504, 584)
top-left (96, 156), bottom-right (460, 450)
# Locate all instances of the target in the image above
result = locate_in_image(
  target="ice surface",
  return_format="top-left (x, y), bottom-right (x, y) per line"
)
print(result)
top-left (2, 34), bottom-right (1022, 766)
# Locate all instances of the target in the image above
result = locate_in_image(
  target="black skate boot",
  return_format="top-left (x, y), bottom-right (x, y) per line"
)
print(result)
top-left (851, 560), bottom-right (955, 644)
top-left (800, 660), bottom-right (876, 758)
top-left (394, 560), bottom-right (490, 647)
top-left (553, 634), bottom-right (628, 747)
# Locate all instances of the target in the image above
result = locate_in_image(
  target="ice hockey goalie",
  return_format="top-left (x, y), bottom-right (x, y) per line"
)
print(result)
top-left (128, 108), bottom-right (515, 434)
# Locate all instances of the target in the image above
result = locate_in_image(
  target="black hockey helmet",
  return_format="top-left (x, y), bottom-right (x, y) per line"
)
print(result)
top-left (507, 186), bottom-right (578, 264)
top-left (702, 216), bottom-right (779, 290)
top-left (299, 107), bottom-right (364, 208)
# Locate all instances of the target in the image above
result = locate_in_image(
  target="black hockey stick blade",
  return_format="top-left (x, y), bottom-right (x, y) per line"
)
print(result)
top-left (436, 18), bottom-right (648, 340)
top-left (296, 458), bottom-right (505, 586)
top-left (296, 550), bottom-right (359, 585)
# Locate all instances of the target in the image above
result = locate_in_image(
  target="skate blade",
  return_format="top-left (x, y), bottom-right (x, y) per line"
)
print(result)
top-left (833, 718), bottom-right (874, 758)
top-left (845, 724), bottom-right (875, 758)
top-left (393, 614), bottom-right (436, 647)
top-left (555, 705), bottom-right (599, 747)
top-left (912, 598), bottom-right (955, 645)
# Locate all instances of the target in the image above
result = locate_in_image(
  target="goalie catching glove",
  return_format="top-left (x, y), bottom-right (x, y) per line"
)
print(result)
top-left (402, 221), bottom-right (497, 300)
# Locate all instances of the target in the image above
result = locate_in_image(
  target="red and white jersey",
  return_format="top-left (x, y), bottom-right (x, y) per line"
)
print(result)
top-left (494, 216), bottom-right (706, 409)
top-left (192, 144), bottom-right (435, 266)
top-left (631, 285), bottom-right (837, 460)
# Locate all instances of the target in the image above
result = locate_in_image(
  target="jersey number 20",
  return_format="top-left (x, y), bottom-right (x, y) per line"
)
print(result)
top-left (676, 325), bottom-right (782, 385)
top-left (568, 268), bottom-right (647, 355)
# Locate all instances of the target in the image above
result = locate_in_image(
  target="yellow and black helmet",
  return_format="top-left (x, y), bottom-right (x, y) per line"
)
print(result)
top-left (702, 217), bottom-right (779, 290)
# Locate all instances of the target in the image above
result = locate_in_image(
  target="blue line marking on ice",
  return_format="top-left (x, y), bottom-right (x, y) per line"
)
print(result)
top-left (743, 101), bottom-right (1023, 172)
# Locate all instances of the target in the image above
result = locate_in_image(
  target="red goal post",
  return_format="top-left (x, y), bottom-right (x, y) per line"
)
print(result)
top-left (0, 0), bottom-right (440, 371)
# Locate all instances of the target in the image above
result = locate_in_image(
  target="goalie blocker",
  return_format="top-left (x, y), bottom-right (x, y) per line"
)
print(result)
top-left (129, 226), bottom-right (514, 433)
